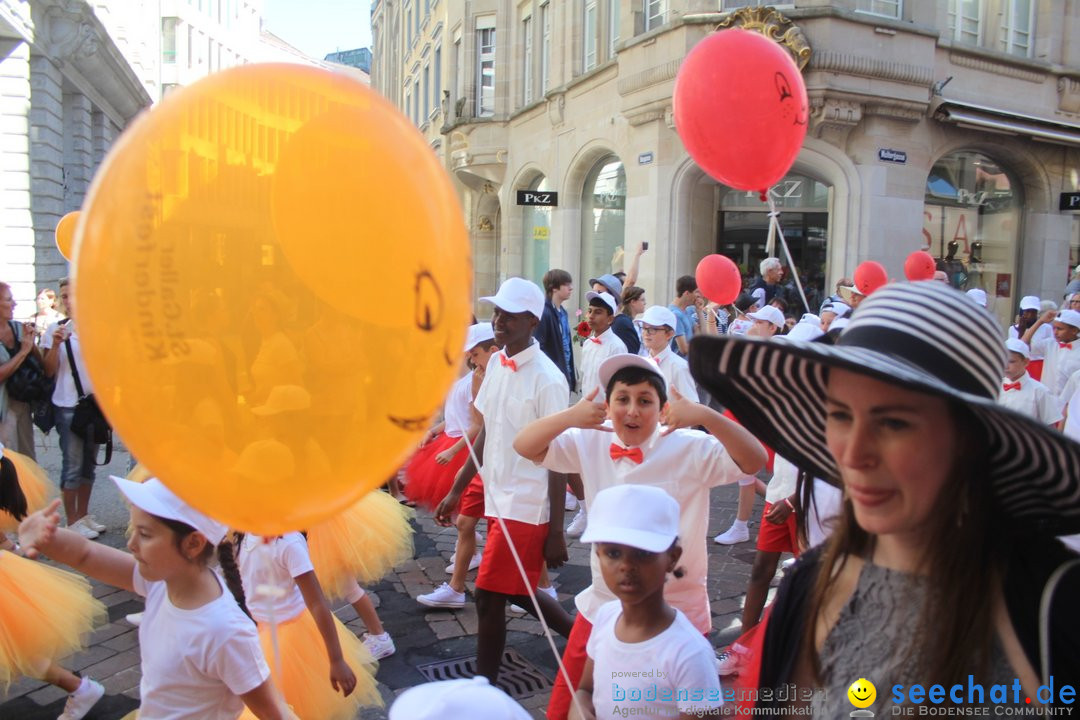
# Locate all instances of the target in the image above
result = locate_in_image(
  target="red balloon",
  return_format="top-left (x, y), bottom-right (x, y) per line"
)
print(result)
top-left (674, 29), bottom-right (808, 191)
top-left (904, 251), bottom-right (937, 282)
top-left (696, 254), bottom-right (743, 305)
top-left (854, 261), bottom-right (888, 296)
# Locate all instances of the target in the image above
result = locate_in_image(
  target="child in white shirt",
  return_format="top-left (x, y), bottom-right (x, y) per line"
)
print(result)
top-left (637, 305), bottom-right (699, 402)
top-left (997, 339), bottom-right (1062, 426)
top-left (579, 291), bottom-right (627, 397)
top-left (572, 484), bottom-right (723, 720)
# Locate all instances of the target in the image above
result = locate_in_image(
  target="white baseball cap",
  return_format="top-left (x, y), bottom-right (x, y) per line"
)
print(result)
top-left (580, 484), bottom-right (680, 553)
top-left (464, 322), bottom-right (495, 351)
top-left (585, 290), bottom-right (617, 315)
top-left (112, 476), bottom-right (228, 545)
top-left (785, 321), bottom-right (824, 342)
top-left (747, 305), bottom-right (786, 329)
top-left (822, 301), bottom-right (851, 319)
top-left (1005, 338), bottom-right (1030, 359)
top-left (1058, 309), bottom-right (1080, 329)
top-left (597, 353), bottom-right (666, 394)
top-left (389, 677), bottom-right (531, 720)
top-left (479, 277), bottom-right (545, 320)
top-left (966, 288), bottom-right (988, 307)
top-left (800, 313), bottom-right (821, 325)
top-left (1020, 296), bottom-right (1042, 312)
top-left (638, 305), bottom-right (677, 330)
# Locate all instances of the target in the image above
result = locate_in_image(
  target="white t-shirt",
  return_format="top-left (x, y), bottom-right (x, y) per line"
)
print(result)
top-left (133, 566), bottom-right (269, 720)
top-left (579, 327), bottom-right (627, 398)
top-left (474, 341), bottom-right (568, 524)
top-left (806, 481), bottom-right (843, 549)
top-left (650, 348), bottom-right (699, 403)
top-left (764, 454), bottom-right (799, 504)
top-left (40, 321), bottom-right (92, 408)
top-left (238, 532), bottom-right (313, 623)
top-left (443, 372), bottom-right (473, 438)
top-left (1029, 335), bottom-right (1080, 396)
top-left (542, 426), bottom-right (742, 632)
top-left (997, 372), bottom-right (1063, 425)
top-left (1060, 369), bottom-right (1080, 442)
top-left (1010, 323), bottom-right (1052, 361)
top-left (586, 601), bottom-right (723, 719)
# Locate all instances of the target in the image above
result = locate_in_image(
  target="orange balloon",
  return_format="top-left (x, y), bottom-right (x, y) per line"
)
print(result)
top-left (73, 64), bottom-right (471, 534)
top-left (54, 211), bottom-right (80, 261)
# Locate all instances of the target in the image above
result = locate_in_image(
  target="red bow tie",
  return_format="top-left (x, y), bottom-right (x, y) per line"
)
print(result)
top-left (500, 354), bottom-right (517, 372)
top-left (1060, 342), bottom-right (1073, 350)
top-left (590, 337), bottom-right (602, 344)
top-left (609, 444), bottom-right (644, 464)
top-left (1003, 381), bottom-right (1021, 392)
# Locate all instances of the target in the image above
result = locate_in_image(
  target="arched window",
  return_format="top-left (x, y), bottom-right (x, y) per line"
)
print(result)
top-left (923, 150), bottom-right (1021, 328)
top-left (580, 156), bottom-right (625, 289)
top-left (522, 176), bottom-right (552, 287)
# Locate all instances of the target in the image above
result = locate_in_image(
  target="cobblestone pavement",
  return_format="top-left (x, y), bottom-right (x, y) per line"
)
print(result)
top-left (2, 432), bottom-right (777, 719)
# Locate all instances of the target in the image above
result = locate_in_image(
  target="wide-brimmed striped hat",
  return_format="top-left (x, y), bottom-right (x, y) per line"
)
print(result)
top-left (689, 280), bottom-right (1080, 536)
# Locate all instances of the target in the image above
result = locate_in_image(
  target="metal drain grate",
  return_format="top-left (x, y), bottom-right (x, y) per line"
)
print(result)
top-left (416, 649), bottom-right (554, 700)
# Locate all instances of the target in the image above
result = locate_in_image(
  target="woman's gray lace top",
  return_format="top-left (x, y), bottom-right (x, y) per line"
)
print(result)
top-left (809, 560), bottom-right (1015, 716)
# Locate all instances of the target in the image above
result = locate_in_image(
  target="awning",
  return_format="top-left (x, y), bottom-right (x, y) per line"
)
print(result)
top-left (931, 98), bottom-right (1080, 147)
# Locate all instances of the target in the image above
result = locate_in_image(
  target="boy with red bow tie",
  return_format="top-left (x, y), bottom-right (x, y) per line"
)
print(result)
top-left (434, 277), bottom-right (573, 685)
top-left (996, 338), bottom-right (1062, 426)
top-left (1022, 308), bottom-right (1080, 395)
top-left (513, 354), bottom-right (766, 720)
top-left (578, 291), bottom-right (627, 398)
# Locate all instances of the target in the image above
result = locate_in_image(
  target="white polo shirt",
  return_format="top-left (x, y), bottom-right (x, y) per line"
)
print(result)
top-left (1059, 369), bottom-right (1080, 442)
top-left (40, 321), bottom-right (92, 408)
top-left (996, 372), bottom-right (1062, 426)
top-left (442, 372), bottom-right (473, 439)
top-left (541, 426), bottom-right (743, 633)
top-left (764, 455), bottom-right (799, 504)
top-left (1030, 334), bottom-right (1080, 396)
top-left (1010, 324), bottom-right (1052, 361)
top-left (474, 341), bottom-right (568, 525)
top-left (579, 327), bottom-right (627, 398)
top-left (650, 348), bottom-right (699, 402)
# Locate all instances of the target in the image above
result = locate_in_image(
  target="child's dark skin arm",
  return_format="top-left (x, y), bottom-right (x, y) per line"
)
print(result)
top-left (295, 571), bottom-right (357, 697)
top-left (545, 470), bottom-right (568, 568)
top-left (569, 657), bottom-right (597, 720)
top-left (435, 425), bottom-right (485, 525)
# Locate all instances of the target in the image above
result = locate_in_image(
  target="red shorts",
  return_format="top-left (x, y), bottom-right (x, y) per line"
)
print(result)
top-left (546, 614), bottom-right (593, 720)
top-left (1028, 359), bottom-right (1044, 382)
top-left (474, 518), bottom-right (549, 595)
top-left (756, 502), bottom-right (799, 555)
top-left (458, 475), bottom-right (484, 518)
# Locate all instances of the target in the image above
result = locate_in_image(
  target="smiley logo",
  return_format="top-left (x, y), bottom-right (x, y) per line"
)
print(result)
top-left (847, 678), bottom-right (877, 709)
top-left (775, 71), bottom-right (809, 126)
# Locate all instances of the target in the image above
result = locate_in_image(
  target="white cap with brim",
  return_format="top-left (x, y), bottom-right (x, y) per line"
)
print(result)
top-left (1005, 338), bottom-right (1030, 359)
top-left (597, 353), bottom-right (666, 394)
top-left (1020, 296), bottom-right (1041, 312)
top-left (838, 285), bottom-right (865, 304)
top-left (966, 288), bottom-right (988, 307)
top-left (639, 305), bottom-right (677, 330)
top-left (580, 484), bottom-right (680, 553)
top-left (112, 476), bottom-right (228, 545)
top-left (464, 322), bottom-right (495, 351)
top-left (1058, 309), bottom-right (1080, 329)
top-left (479, 277), bottom-right (545, 320)
top-left (747, 305), bottom-right (785, 329)
top-left (585, 290), bottom-right (618, 315)
top-left (389, 677), bottom-right (532, 720)
top-left (785, 322), bottom-right (825, 342)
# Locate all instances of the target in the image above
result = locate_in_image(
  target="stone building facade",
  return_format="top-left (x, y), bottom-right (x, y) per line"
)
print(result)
top-left (372, 0), bottom-right (1080, 328)
top-left (0, 0), bottom-right (151, 307)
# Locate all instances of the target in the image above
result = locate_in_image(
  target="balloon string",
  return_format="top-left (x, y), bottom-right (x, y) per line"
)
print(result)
top-left (766, 195), bottom-right (810, 313)
top-left (460, 431), bottom-right (587, 720)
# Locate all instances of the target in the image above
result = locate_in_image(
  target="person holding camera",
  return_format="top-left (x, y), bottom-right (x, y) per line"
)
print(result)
top-left (41, 279), bottom-right (104, 540)
top-left (0, 282), bottom-right (40, 458)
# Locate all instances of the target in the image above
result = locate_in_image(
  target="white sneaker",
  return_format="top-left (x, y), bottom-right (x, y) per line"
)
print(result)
top-left (82, 514), bottom-right (106, 532)
top-left (69, 518), bottom-right (99, 540)
top-left (566, 509), bottom-right (588, 537)
top-left (125, 612), bottom-right (143, 626)
top-left (510, 586), bottom-right (556, 614)
top-left (564, 491), bottom-right (578, 511)
top-left (713, 523), bottom-right (750, 545)
top-left (58, 677), bottom-right (105, 720)
top-left (445, 551), bottom-right (482, 574)
top-left (716, 643), bottom-right (750, 677)
top-left (417, 582), bottom-right (466, 609)
top-left (361, 632), bottom-right (396, 660)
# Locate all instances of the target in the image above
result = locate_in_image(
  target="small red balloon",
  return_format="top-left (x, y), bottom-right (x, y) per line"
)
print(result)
top-left (674, 29), bottom-right (808, 191)
top-left (854, 261), bottom-right (888, 296)
top-left (903, 251), bottom-right (937, 282)
top-left (696, 254), bottom-right (743, 305)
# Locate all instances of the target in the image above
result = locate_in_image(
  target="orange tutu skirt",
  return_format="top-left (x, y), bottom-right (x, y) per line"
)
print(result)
top-left (0, 449), bottom-right (57, 533)
top-left (0, 551), bottom-right (105, 688)
top-left (307, 490), bottom-right (413, 598)
top-left (241, 609), bottom-right (380, 720)
top-left (403, 432), bottom-right (468, 511)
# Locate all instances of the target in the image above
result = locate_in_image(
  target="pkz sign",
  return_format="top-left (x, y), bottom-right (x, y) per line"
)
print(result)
top-left (517, 190), bottom-right (558, 207)
top-left (1061, 192), bottom-right (1080, 212)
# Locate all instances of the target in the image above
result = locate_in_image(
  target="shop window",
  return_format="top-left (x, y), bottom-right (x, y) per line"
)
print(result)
top-left (580, 157), bottom-right (626, 295)
top-left (523, 176), bottom-right (552, 287)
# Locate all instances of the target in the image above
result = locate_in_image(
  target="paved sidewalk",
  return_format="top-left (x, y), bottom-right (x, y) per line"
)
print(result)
top-left (1, 431), bottom-right (775, 719)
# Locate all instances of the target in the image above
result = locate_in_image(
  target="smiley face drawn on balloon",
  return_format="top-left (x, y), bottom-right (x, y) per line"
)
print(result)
top-left (775, 72), bottom-right (808, 126)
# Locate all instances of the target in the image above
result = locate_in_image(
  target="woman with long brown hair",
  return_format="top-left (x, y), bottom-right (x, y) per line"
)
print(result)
top-left (692, 281), bottom-right (1079, 714)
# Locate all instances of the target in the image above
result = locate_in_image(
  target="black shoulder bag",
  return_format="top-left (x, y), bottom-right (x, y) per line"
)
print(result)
top-left (4, 322), bottom-right (52, 403)
top-left (65, 337), bottom-right (113, 464)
